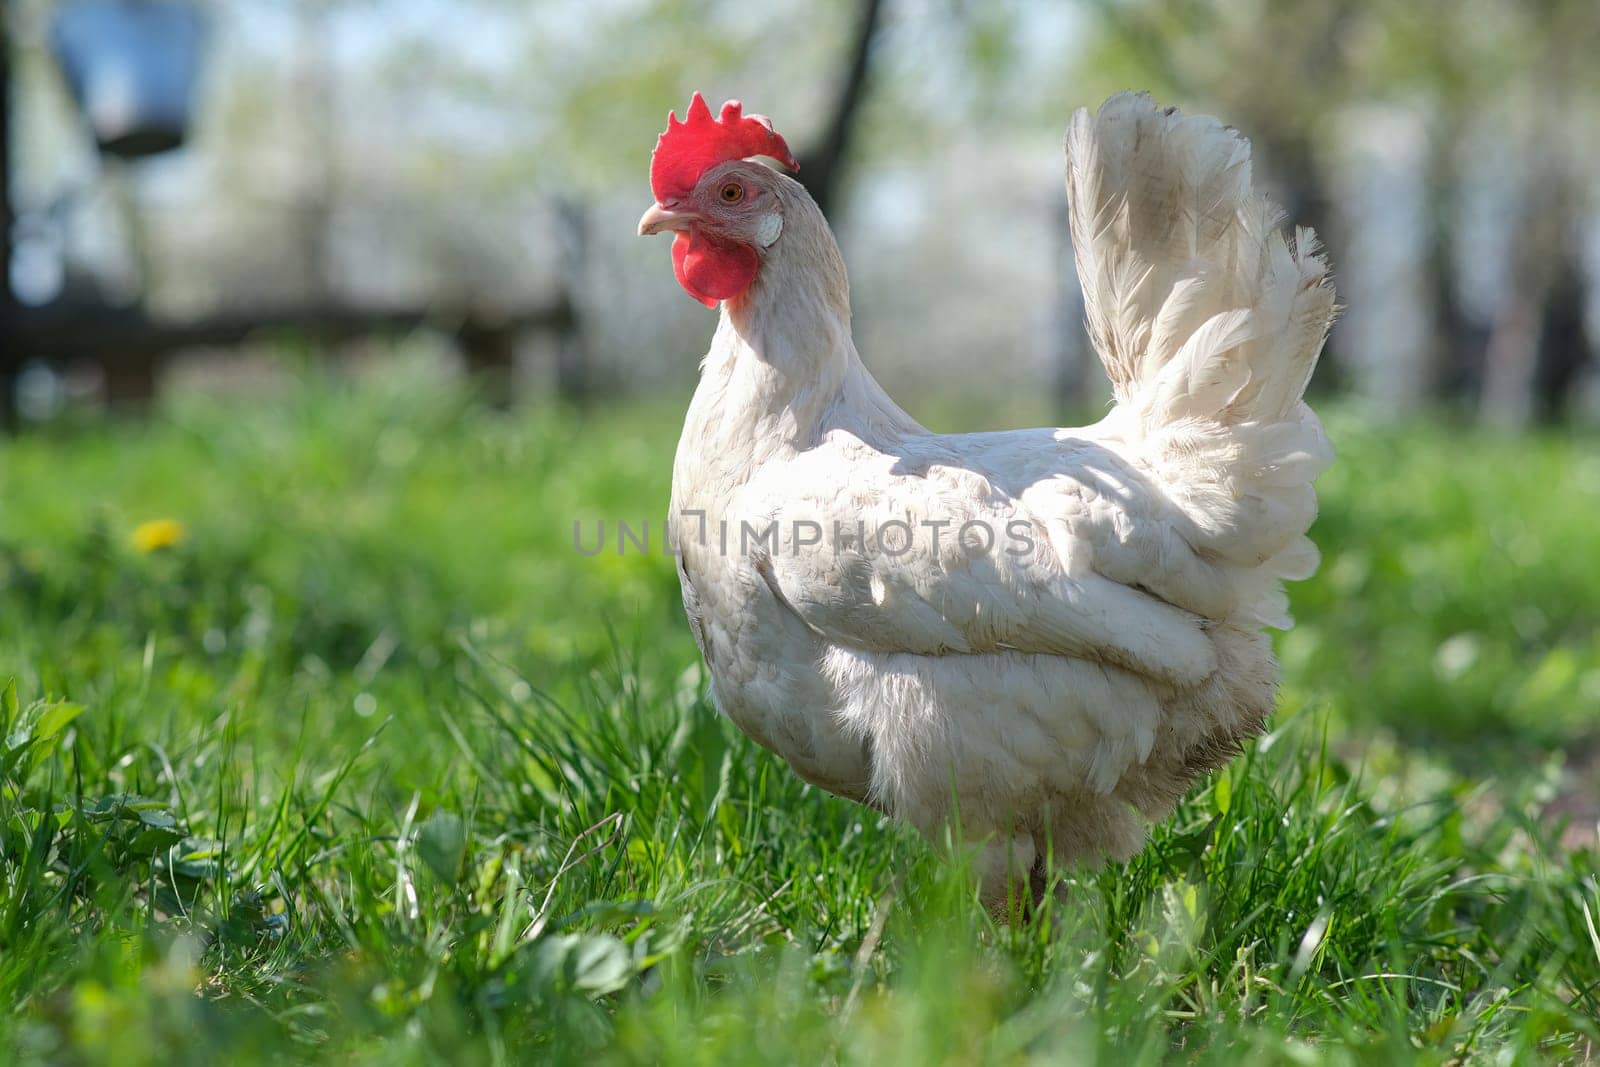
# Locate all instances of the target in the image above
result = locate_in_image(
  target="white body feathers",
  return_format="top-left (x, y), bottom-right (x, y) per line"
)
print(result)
top-left (669, 94), bottom-right (1335, 900)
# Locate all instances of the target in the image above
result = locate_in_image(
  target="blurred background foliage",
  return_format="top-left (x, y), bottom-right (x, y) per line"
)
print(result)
top-left (3, 0), bottom-right (1598, 422)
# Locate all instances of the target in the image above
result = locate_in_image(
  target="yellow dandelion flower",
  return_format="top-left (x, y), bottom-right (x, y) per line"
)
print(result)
top-left (131, 519), bottom-right (186, 553)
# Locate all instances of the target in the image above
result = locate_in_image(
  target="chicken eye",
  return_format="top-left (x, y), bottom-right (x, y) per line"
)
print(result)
top-left (719, 182), bottom-right (744, 204)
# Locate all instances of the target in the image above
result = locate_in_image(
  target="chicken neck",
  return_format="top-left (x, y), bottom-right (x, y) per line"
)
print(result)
top-left (679, 185), bottom-right (922, 482)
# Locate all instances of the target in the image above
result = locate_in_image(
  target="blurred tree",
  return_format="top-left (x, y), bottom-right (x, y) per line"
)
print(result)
top-left (1074, 0), bottom-right (1599, 422)
top-left (1358, 0), bottom-right (1599, 423)
top-left (1074, 0), bottom-right (1358, 394)
top-left (2, 13), bottom-right (17, 424)
top-left (1357, 0), bottom-right (1508, 404)
top-left (797, 0), bottom-right (886, 216)
top-left (1468, 0), bottom-right (1599, 426)
top-left (290, 0), bottom-right (337, 303)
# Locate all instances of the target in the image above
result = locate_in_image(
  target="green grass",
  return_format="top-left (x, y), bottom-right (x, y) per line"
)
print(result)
top-left (0, 362), bottom-right (1597, 1064)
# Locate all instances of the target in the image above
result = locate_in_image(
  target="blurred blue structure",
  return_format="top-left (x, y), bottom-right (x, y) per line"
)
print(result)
top-left (0, 2), bottom-right (578, 425)
top-left (51, 0), bottom-right (207, 159)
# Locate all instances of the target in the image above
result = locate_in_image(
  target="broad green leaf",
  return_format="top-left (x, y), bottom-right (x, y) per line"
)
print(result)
top-left (416, 811), bottom-right (467, 882)
top-left (1213, 765), bottom-right (1233, 816)
top-left (33, 702), bottom-right (83, 743)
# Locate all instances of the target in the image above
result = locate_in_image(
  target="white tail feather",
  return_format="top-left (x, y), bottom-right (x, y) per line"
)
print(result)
top-left (1066, 93), bottom-right (1337, 627)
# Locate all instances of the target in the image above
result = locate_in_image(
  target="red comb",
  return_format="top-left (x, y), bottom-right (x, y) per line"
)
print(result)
top-left (650, 93), bottom-right (799, 203)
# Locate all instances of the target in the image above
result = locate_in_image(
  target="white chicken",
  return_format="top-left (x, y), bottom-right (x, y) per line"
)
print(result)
top-left (638, 92), bottom-right (1335, 905)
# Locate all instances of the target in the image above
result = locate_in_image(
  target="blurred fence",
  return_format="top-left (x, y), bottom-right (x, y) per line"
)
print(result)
top-left (0, 3), bottom-right (589, 423)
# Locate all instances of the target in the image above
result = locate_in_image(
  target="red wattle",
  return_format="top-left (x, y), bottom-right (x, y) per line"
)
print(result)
top-left (672, 231), bottom-right (758, 308)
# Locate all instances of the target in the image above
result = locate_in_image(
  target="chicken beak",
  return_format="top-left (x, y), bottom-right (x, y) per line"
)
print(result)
top-left (638, 203), bottom-right (696, 236)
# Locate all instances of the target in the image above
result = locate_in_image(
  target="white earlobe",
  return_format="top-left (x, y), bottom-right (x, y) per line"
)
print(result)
top-left (755, 213), bottom-right (783, 248)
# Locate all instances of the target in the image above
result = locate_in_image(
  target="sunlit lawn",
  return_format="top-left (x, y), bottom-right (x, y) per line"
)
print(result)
top-left (0, 360), bottom-right (1597, 1064)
